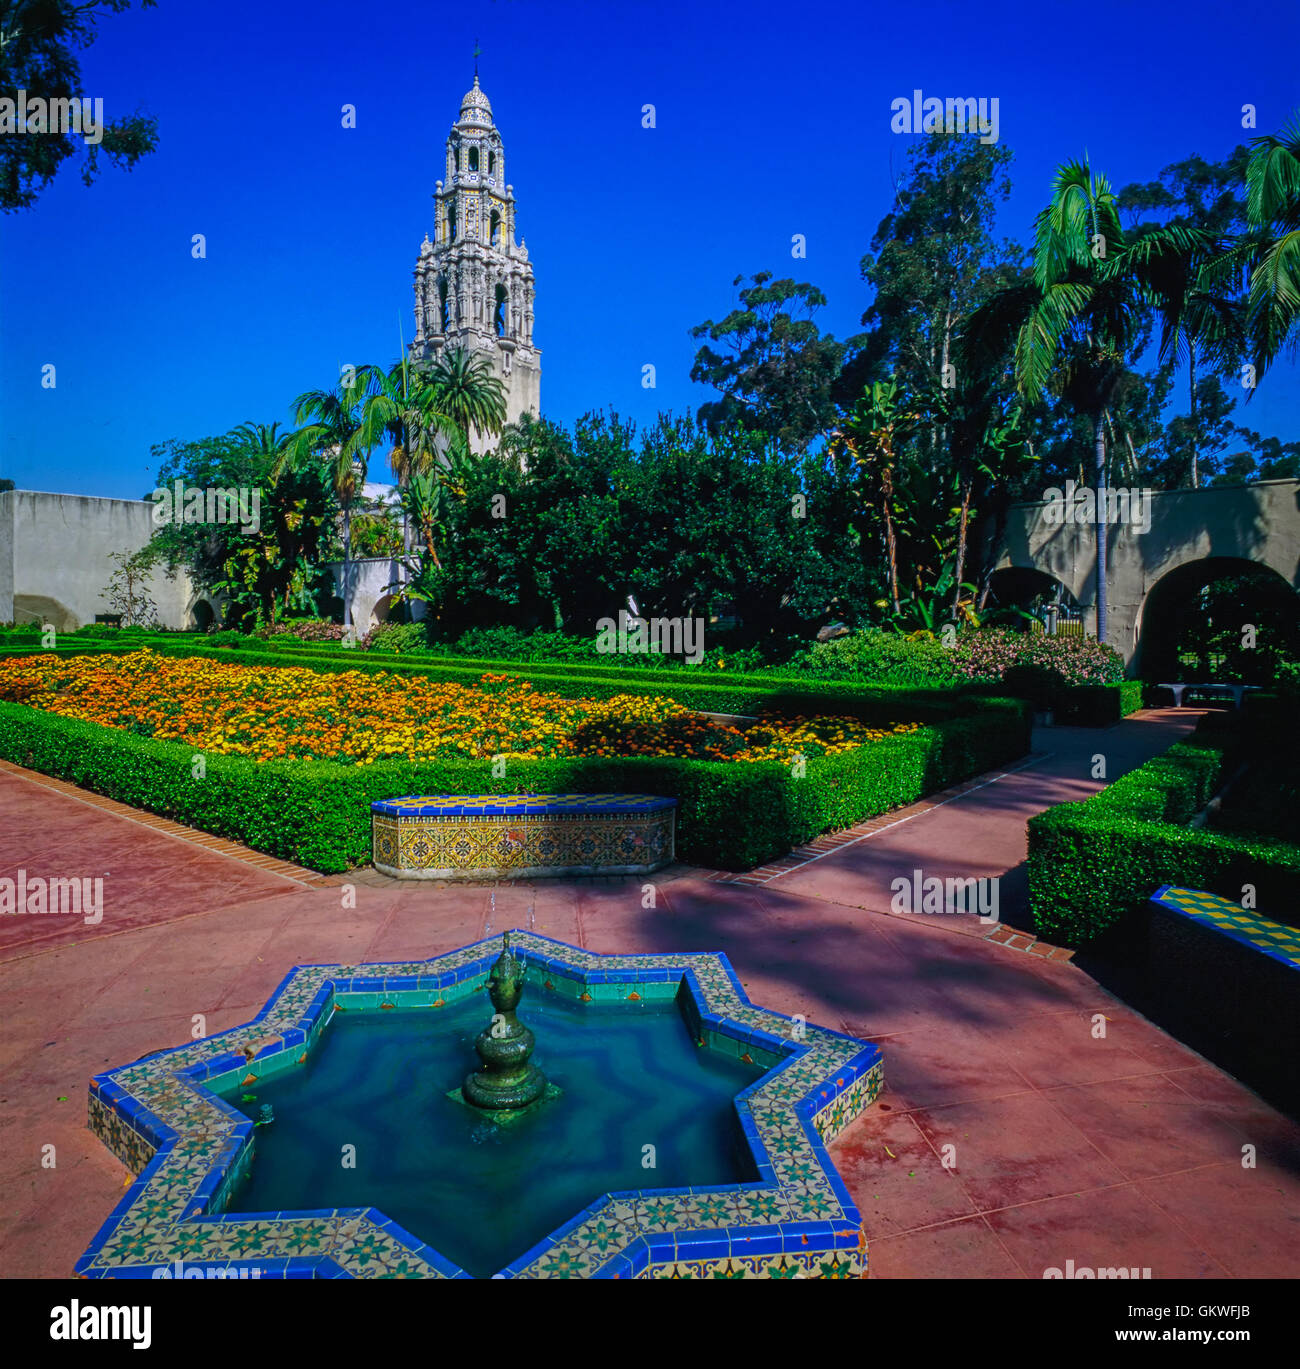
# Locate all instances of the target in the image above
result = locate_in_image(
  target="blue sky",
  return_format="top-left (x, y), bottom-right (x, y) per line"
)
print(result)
top-left (2, 0), bottom-right (1298, 498)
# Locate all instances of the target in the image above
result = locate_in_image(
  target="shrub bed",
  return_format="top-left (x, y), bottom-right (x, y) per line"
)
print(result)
top-left (0, 692), bottom-right (1029, 872)
top-left (1027, 723), bottom-right (1300, 945)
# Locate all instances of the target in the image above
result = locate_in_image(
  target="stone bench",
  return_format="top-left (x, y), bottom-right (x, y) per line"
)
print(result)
top-left (1156, 682), bottom-right (1261, 708)
top-left (371, 792), bottom-right (676, 880)
top-left (1147, 884), bottom-right (1300, 1107)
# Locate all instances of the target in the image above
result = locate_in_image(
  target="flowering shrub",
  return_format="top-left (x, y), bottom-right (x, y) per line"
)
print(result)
top-left (256, 619), bottom-right (351, 643)
top-left (952, 629), bottom-right (1124, 687)
top-left (0, 650), bottom-right (917, 767)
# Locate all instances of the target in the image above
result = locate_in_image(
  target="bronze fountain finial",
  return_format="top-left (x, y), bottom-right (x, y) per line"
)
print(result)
top-left (453, 934), bottom-right (559, 1119)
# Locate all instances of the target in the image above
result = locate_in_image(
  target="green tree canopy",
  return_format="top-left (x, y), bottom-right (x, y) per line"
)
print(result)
top-left (690, 273), bottom-right (854, 454)
top-left (0, 0), bottom-right (159, 212)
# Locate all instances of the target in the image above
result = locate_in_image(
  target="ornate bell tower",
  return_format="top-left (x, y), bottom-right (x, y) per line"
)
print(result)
top-left (408, 75), bottom-right (540, 452)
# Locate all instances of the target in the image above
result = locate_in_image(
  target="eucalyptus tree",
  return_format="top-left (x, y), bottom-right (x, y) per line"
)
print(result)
top-left (690, 273), bottom-right (855, 455)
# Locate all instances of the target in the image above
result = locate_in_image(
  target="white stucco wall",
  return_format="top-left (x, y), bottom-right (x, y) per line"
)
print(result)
top-left (0, 490), bottom-right (199, 630)
top-left (986, 478), bottom-right (1300, 669)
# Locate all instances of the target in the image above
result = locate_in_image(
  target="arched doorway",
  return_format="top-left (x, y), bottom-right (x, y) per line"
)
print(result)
top-left (981, 566), bottom-right (1085, 635)
top-left (1135, 557), bottom-right (1300, 683)
top-left (190, 599), bottom-right (216, 632)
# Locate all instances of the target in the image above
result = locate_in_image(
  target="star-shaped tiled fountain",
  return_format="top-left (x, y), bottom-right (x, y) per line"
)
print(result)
top-left (79, 933), bottom-right (883, 1279)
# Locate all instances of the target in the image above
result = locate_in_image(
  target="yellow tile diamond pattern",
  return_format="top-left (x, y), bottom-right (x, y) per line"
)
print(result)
top-left (1153, 885), bottom-right (1300, 969)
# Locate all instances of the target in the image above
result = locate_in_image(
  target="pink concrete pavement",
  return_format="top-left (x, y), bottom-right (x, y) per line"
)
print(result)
top-left (1, 710), bottom-right (1297, 1279)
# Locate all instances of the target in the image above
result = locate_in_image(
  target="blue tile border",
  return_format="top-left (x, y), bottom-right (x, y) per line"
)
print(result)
top-left (78, 931), bottom-right (882, 1279)
top-left (371, 792), bottom-right (678, 818)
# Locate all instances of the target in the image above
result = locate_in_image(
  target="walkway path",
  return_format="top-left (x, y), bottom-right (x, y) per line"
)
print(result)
top-left (1, 709), bottom-right (1297, 1278)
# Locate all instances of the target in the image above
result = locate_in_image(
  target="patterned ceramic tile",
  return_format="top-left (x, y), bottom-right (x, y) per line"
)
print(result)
top-left (1151, 884), bottom-right (1300, 969)
top-left (79, 932), bottom-right (882, 1280)
top-left (372, 794), bottom-right (675, 878)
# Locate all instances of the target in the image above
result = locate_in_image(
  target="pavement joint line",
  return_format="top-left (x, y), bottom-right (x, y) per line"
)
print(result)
top-left (722, 751), bottom-right (1056, 885)
top-left (859, 1161), bottom-right (1239, 1244)
top-left (0, 760), bottom-right (333, 888)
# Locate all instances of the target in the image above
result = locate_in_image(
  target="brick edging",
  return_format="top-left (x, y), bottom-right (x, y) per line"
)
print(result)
top-left (0, 759), bottom-right (336, 887)
top-left (982, 924), bottom-right (1075, 960)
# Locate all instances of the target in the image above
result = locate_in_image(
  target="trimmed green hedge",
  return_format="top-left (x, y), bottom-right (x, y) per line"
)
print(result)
top-left (0, 697), bottom-right (1030, 873)
top-left (4, 633), bottom-right (1146, 727)
top-left (0, 639), bottom-right (1018, 728)
top-left (1027, 725), bottom-right (1300, 944)
top-left (1056, 679), bottom-right (1145, 726)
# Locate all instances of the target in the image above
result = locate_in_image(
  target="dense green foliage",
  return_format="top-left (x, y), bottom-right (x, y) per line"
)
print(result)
top-left (0, 1), bottom-right (159, 213)
top-left (0, 694), bottom-right (1030, 872)
top-left (414, 411), bottom-right (869, 648)
top-left (150, 427), bottom-right (339, 630)
top-left (1027, 719), bottom-right (1300, 944)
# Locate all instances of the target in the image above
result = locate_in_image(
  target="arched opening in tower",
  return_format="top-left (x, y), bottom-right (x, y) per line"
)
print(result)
top-left (468, 146), bottom-right (479, 172)
top-left (494, 284), bottom-right (508, 338)
top-left (438, 277), bottom-right (449, 333)
top-left (490, 210), bottom-right (501, 245)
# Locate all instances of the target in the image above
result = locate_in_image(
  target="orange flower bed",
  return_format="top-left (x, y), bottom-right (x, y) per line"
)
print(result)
top-left (0, 650), bottom-right (918, 766)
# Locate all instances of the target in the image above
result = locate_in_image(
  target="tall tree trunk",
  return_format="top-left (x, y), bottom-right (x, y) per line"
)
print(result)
top-left (952, 474), bottom-right (972, 621)
top-left (1188, 345), bottom-right (1199, 489)
top-left (881, 466), bottom-right (900, 615)
top-left (976, 488), bottom-right (1012, 613)
top-left (342, 504), bottom-right (353, 630)
top-left (1094, 413), bottom-right (1108, 645)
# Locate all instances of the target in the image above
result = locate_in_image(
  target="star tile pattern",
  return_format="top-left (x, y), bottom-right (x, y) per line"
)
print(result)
top-left (371, 793), bottom-right (676, 879)
top-left (79, 933), bottom-right (882, 1279)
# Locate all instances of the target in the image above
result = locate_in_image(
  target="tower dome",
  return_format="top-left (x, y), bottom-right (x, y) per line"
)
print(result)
top-left (459, 75), bottom-right (493, 124)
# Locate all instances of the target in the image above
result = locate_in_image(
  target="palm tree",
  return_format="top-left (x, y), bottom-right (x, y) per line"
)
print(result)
top-left (1224, 111), bottom-right (1300, 383)
top-left (231, 420), bottom-right (291, 468)
top-left (353, 360), bottom-right (463, 484)
top-left (273, 377), bottom-right (371, 628)
top-left (964, 158), bottom-right (1203, 642)
top-left (228, 421), bottom-right (329, 624)
top-left (1124, 230), bottom-right (1242, 487)
top-left (421, 345), bottom-right (508, 449)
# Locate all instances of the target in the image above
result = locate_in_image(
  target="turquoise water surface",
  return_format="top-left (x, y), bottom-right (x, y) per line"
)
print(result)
top-left (222, 994), bottom-right (763, 1276)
